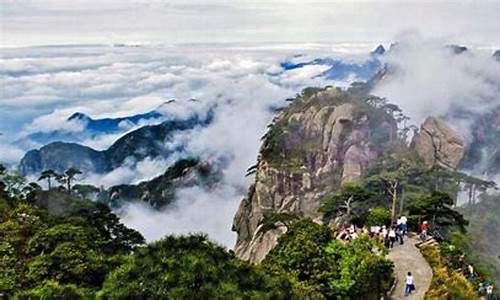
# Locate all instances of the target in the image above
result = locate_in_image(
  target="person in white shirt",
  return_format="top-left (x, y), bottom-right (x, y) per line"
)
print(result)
top-left (388, 228), bottom-right (397, 248)
top-left (405, 272), bottom-right (415, 296)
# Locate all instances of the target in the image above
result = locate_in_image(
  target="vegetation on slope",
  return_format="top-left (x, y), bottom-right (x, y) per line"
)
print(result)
top-left (263, 219), bottom-right (394, 299)
top-left (421, 244), bottom-right (480, 299)
top-left (1, 164), bottom-right (395, 298)
top-left (461, 194), bottom-right (500, 297)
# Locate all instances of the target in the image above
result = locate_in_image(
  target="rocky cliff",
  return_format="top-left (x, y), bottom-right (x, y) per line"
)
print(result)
top-left (232, 86), bottom-right (398, 262)
top-left (411, 117), bottom-right (465, 169)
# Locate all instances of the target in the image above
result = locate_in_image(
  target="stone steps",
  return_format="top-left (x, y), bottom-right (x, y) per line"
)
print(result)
top-left (415, 237), bottom-right (438, 249)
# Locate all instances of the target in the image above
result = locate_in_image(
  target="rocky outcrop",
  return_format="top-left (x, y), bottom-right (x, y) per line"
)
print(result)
top-left (101, 158), bottom-right (220, 209)
top-left (411, 117), bottom-right (465, 169)
top-left (232, 87), bottom-right (397, 262)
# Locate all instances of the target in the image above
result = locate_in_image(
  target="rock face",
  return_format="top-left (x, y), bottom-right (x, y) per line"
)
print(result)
top-left (411, 117), bottom-right (465, 169)
top-left (232, 87), bottom-right (397, 262)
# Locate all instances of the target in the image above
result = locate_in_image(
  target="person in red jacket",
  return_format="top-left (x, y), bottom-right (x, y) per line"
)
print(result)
top-left (420, 221), bottom-right (429, 240)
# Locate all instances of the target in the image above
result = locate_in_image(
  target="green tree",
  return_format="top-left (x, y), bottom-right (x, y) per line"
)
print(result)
top-left (409, 191), bottom-right (469, 235)
top-left (325, 237), bottom-right (393, 299)
top-left (13, 280), bottom-right (92, 299)
top-left (365, 207), bottom-right (392, 227)
top-left (0, 193), bottom-right (143, 297)
top-left (263, 219), bottom-right (393, 299)
top-left (263, 219), bottom-right (336, 298)
top-left (320, 182), bottom-right (373, 223)
top-left (98, 234), bottom-right (294, 299)
top-left (365, 153), bottom-right (426, 222)
top-left (25, 221), bottom-right (120, 288)
top-left (38, 170), bottom-right (59, 190)
top-left (71, 203), bottom-right (145, 254)
top-left (71, 184), bottom-right (100, 200)
top-left (64, 168), bottom-right (82, 194)
top-left (260, 212), bottom-right (300, 233)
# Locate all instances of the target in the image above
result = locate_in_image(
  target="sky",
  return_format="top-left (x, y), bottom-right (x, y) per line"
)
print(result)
top-left (1, 0), bottom-right (500, 48)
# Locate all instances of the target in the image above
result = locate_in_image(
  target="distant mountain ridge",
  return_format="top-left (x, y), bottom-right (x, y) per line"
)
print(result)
top-left (19, 110), bottom-right (214, 175)
top-left (280, 45), bottom-right (385, 81)
top-left (15, 99), bottom-right (198, 148)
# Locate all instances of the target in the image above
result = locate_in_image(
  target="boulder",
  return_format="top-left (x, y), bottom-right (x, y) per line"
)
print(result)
top-left (411, 117), bottom-right (465, 169)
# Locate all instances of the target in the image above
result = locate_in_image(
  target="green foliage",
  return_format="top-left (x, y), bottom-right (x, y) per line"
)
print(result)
top-left (365, 206), bottom-right (392, 227)
top-left (409, 191), bottom-right (469, 235)
top-left (421, 244), bottom-right (480, 300)
top-left (263, 219), bottom-right (393, 299)
top-left (13, 280), bottom-right (92, 299)
top-left (0, 194), bottom-right (143, 297)
top-left (69, 203), bottom-right (145, 254)
top-left (461, 193), bottom-right (500, 296)
top-left (320, 182), bottom-right (374, 223)
top-left (263, 220), bottom-right (335, 297)
top-left (325, 237), bottom-right (393, 299)
top-left (98, 234), bottom-right (295, 299)
top-left (38, 170), bottom-right (60, 190)
top-left (260, 212), bottom-right (300, 233)
top-left (71, 184), bottom-right (100, 200)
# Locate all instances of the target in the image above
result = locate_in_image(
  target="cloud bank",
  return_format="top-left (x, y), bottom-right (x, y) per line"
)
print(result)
top-left (2, 43), bottom-right (367, 246)
top-left (374, 33), bottom-right (500, 139)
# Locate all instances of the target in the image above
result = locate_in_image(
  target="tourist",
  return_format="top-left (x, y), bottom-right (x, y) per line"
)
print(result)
top-left (405, 272), bottom-right (415, 296)
top-left (420, 221), bottom-right (429, 240)
top-left (397, 226), bottom-right (404, 245)
top-left (400, 215), bottom-right (408, 236)
top-left (388, 227), bottom-right (397, 248)
top-left (467, 264), bottom-right (474, 282)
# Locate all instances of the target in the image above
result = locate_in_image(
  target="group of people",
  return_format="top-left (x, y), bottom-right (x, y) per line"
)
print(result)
top-left (335, 218), bottom-right (496, 298)
top-left (336, 224), bottom-right (365, 243)
top-left (335, 216), bottom-right (410, 250)
top-left (369, 215), bottom-right (408, 249)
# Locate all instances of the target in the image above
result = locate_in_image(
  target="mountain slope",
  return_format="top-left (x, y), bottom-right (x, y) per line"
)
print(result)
top-left (100, 158), bottom-right (220, 209)
top-left (19, 111), bottom-right (213, 175)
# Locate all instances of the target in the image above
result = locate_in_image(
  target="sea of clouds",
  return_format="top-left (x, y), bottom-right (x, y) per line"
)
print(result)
top-left (1, 42), bottom-right (374, 246)
top-left (1, 36), bottom-right (499, 247)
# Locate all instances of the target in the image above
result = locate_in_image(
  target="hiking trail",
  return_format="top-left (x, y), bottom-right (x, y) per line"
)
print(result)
top-left (388, 236), bottom-right (433, 300)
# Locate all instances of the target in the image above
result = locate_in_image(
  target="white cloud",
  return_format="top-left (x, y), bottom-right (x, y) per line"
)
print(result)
top-left (1, 1), bottom-right (499, 48)
top-left (373, 33), bottom-right (500, 138)
top-left (3, 37), bottom-right (498, 247)
top-left (81, 155), bottom-right (183, 188)
top-left (0, 141), bottom-right (25, 164)
top-left (23, 108), bottom-right (86, 134)
top-left (119, 184), bottom-right (240, 247)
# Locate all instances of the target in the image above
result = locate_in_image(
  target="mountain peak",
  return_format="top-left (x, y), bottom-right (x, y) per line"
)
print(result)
top-left (446, 44), bottom-right (468, 55)
top-left (493, 49), bottom-right (500, 61)
top-left (371, 44), bottom-right (386, 56)
top-left (68, 112), bottom-right (91, 121)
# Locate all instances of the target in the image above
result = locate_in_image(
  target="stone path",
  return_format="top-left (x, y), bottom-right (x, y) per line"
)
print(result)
top-left (387, 236), bottom-right (433, 300)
